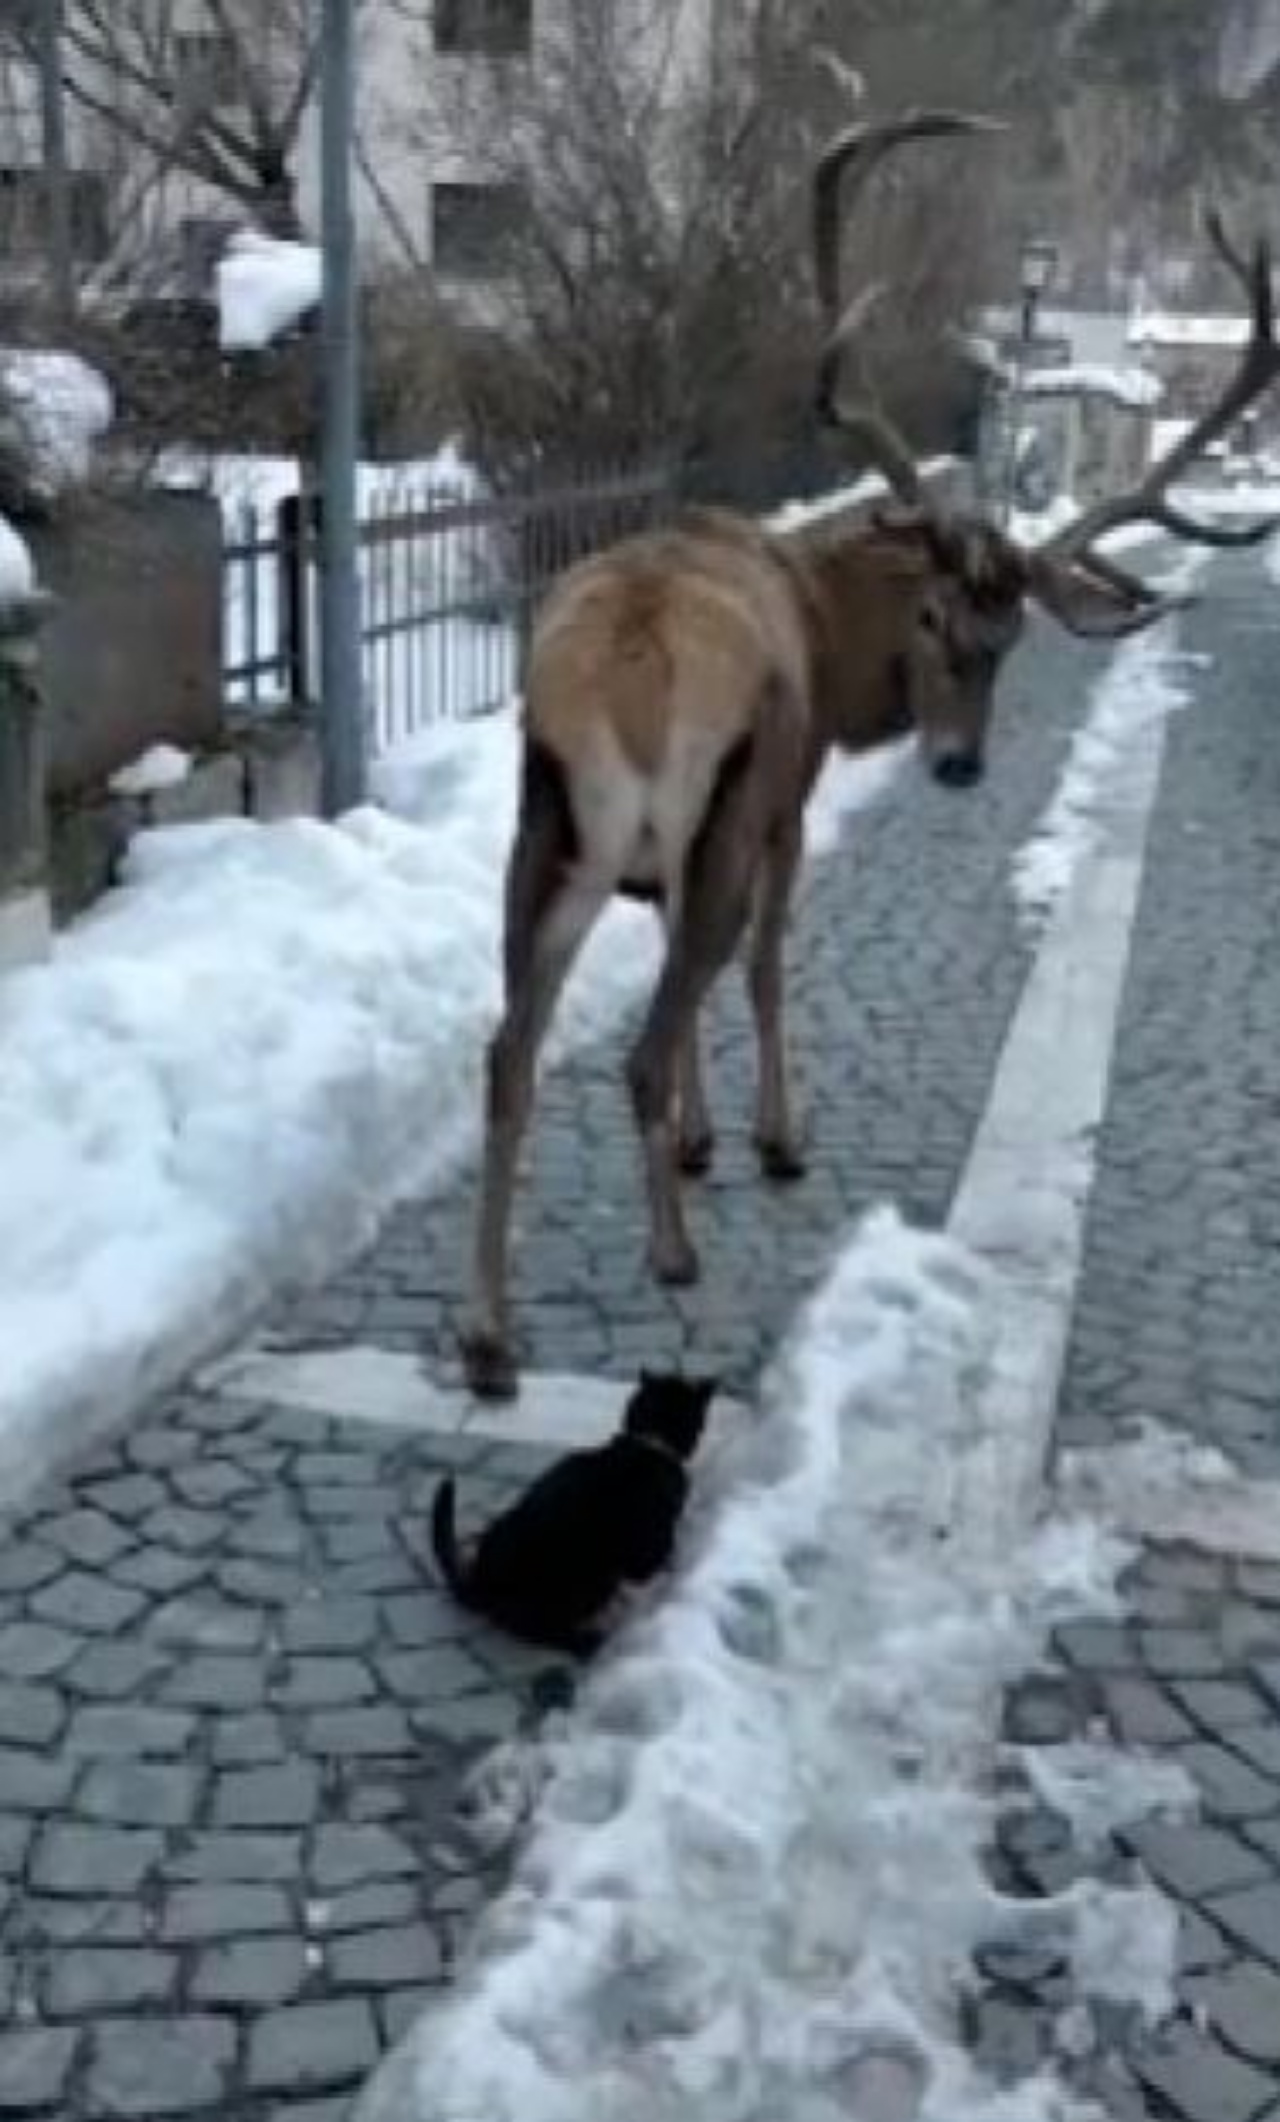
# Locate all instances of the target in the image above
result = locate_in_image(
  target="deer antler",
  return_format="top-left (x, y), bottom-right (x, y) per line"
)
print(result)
top-left (1046, 211), bottom-right (1280, 578)
top-left (813, 110), bottom-right (1007, 507)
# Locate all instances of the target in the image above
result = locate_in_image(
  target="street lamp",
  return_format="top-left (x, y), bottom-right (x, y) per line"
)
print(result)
top-left (1003, 235), bottom-right (1059, 526)
top-left (319, 0), bottom-right (365, 816)
top-left (1019, 236), bottom-right (1059, 349)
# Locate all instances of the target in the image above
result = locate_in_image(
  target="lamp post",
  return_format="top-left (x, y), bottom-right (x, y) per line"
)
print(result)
top-left (35, 0), bottom-right (76, 324)
top-left (318, 0), bottom-right (365, 816)
top-left (1003, 234), bottom-right (1058, 526)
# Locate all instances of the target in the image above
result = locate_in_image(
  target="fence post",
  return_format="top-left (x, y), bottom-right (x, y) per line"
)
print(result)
top-left (278, 492), bottom-right (310, 706)
top-left (0, 589), bottom-right (54, 971)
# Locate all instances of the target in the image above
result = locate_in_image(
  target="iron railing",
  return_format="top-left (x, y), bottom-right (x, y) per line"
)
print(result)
top-left (222, 459), bottom-right (673, 753)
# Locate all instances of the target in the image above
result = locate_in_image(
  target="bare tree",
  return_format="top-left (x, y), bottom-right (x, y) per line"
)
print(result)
top-left (22, 0), bottom-right (324, 241)
top-left (420, 0), bottom-right (1007, 493)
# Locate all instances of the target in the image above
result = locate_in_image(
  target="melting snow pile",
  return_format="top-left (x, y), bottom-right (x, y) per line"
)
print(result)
top-left (217, 230), bottom-right (322, 352)
top-left (0, 710), bottom-right (905, 1501)
top-left (358, 1209), bottom-right (1188, 2122)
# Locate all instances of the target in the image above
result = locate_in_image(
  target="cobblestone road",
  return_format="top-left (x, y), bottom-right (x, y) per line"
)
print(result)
top-left (976, 558), bottom-right (1280, 2122)
top-left (3, 553), bottom-right (1280, 2120)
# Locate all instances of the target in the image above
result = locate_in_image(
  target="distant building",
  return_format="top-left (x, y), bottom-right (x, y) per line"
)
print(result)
top-left (0, 1), bottom-right (719, 311)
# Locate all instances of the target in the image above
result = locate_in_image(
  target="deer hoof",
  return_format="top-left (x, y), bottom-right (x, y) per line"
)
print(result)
top-left (460, 1329), bottom-right (520, 1402)
top-left (758, 1137), bottom-right (808, 1184)
top-left (651, 1238), bottom-right (701, 1288)
top-left (679, 1131), bottom-right (716, 1177)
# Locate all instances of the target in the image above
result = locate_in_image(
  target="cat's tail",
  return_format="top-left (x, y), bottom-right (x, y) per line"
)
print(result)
top-left (430, 1478), bottom-right (474, 1608)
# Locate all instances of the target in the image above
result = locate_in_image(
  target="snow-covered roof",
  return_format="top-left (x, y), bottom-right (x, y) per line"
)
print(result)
top-left (0, 511), bottom-right (35, 605)
top-left (0, 349), bottom-right (114, 496)
top-left (217, 232), bottom-right (322, 354)
top-left (1127, 313), bottom-right (1249, 351)
top-left (1022, 363), bottom-right (1163, 411)
top-left (980, 306), bottom-right (1131, 368)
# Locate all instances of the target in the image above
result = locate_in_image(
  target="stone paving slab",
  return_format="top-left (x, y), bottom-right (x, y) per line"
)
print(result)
top-left (0, 1390), bottom-right (567, 2119)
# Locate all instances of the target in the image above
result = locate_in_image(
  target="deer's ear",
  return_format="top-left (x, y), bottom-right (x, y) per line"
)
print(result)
top-left (1025, 553), bottom-right (1190, 640)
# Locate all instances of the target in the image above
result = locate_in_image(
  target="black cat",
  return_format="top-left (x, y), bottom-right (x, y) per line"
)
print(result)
top-left (429, 1370), bottom-right (717, 1655)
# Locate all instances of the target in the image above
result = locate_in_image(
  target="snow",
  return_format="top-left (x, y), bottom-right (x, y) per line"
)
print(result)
top-left (1022, 364), bottom-right (1162, 411)
top-left (108, 744), bottom-right (194, 799)
top-left (1012, 555), bottom-right (1205, 928)
top-left (0, 709), bottom-right (903, 1502)
top-left (216, 230), bottom-right (322, 353)
top-left (1170, 477), bottom-right (1280, 516)
top-left (1127, 312), bottom-right (1249, 350)
top-left (1058, 1418), bottom-right (1280, 1564)
top-left (0, 512), bottom-right (35, 604)
top-left (765, 457), bottom-right (958, 534)
top-left (359, 1208), bottom-right (1184, 2122)
top-left (0, 348), bottom-right (113, 494)
top-left (1149, 416), bottom-right (1194, 463)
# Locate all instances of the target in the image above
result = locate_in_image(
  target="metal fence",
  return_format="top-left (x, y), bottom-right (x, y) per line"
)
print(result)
top-left (222, 460), bottom-right (673, 754)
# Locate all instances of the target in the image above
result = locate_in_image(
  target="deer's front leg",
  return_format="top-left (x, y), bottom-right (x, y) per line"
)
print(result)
top-left (749, 824), bottom-right (806, 1182)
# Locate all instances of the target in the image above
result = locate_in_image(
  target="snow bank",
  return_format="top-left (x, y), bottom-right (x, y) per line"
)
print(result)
top-left (0, 348), bottom-right (113, 494)
top-left (1013, 555), bottom-right (1205, 929)
top-left (0, 712), bottom-right (904, 1501)
top-left (217, 231), bottom-right (322, 353)
top-left (359, 1209), bottom-right (1184, 2122)
top-left (0, 512), bottom-right (34, 604)
top-left (1022, 363), bottom-right (1162, 411)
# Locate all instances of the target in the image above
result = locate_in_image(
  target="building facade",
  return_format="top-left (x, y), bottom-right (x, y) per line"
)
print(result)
top-left (0, 0), bottom-right (718, 309)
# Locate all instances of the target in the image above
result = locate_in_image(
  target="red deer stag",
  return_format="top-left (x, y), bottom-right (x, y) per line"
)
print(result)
top-left (462, 112), bottom-right (1280, 1400)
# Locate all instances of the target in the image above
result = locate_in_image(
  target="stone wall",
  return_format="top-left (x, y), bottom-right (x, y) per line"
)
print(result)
top-left (28, 490), bottom-right (223, 802)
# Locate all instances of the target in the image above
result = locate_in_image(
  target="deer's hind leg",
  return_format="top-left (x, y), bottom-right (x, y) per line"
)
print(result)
top-left (749, 819), bottom-right (807, 1181)
top-left (627, 737), bottom-right (761, 1286)
top-left (463, 743), bottom-right (607, 1400)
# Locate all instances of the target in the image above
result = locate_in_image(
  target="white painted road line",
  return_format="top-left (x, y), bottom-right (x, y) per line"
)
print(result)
top-left (950, 613), bottom-right (1195, 1552)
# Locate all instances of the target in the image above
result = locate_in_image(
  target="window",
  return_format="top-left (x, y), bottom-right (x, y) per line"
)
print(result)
top-left (431, 181), bottom-right (525, 279)
top-left (0, 166), bottom-right (107, 259)
top-left (434, 0), bottom-right (532, 58)
top-left (173, 29), bottom-right (242, 111)
top-left (0, 164), bottom-right (42, 254)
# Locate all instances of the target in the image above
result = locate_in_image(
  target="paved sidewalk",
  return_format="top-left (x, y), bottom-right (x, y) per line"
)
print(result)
top-left (0, 612), bottom-right (1107, 2118)
top-left (6, 555), bottom-right (1280, 2121)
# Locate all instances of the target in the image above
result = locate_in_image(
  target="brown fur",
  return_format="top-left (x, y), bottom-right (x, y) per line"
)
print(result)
top-left (459, 501), bottom-right (1008, 1401)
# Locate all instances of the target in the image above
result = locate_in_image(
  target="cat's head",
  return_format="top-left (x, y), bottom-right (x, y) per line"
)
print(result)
top-left (624, 1369), bottom-right (718, 1460)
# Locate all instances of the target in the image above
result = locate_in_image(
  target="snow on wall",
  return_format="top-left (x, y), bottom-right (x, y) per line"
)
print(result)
top-left (1022, 363), bottom-right (1163, 411)
top-left (0, 512), bottom-right (35, 604)
top-left (0, 349), bottom-right (114, 496)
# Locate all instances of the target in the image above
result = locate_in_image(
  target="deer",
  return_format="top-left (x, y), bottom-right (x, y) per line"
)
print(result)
top-left (460, 109), bottom-right (1280, 1401)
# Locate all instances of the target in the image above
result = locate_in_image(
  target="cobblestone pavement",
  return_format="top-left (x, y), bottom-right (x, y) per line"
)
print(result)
top-left (4, 554), bottom-right (1280, 2120)
top-left (0, 1398), bottom-right (566, 2118)
top-left (976, 556), bottom-right (1280, 2122)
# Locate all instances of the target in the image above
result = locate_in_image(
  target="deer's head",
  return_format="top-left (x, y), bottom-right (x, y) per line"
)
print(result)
top-left (813, 114), bottom-right (1280, 789)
